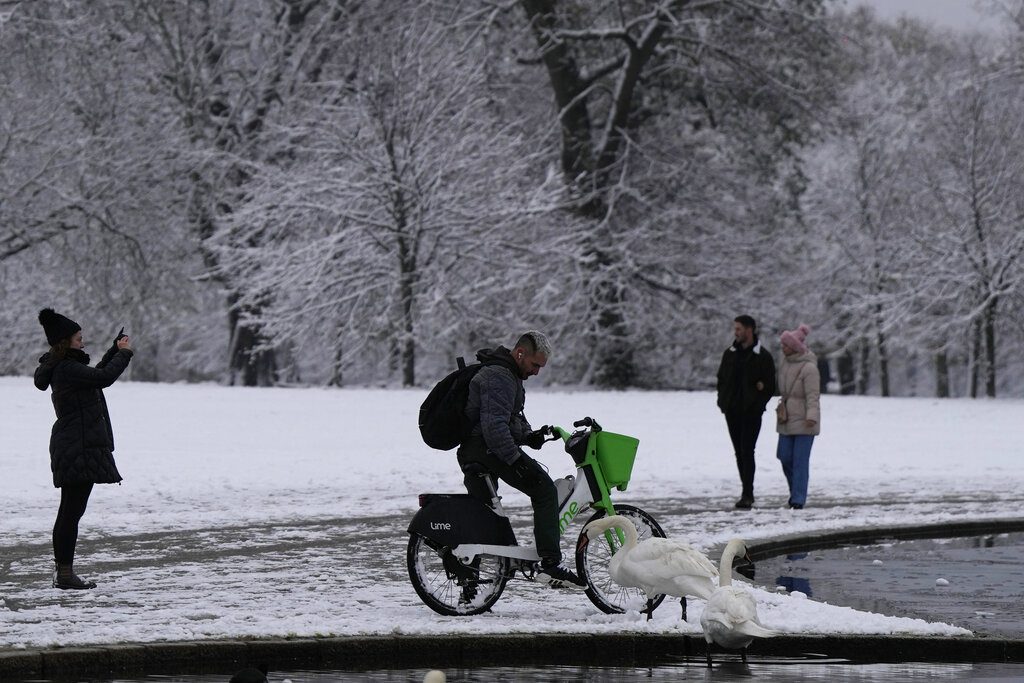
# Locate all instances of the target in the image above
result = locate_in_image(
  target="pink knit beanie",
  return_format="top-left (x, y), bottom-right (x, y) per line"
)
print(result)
top-left (780, 324), bottom-right (811, 354)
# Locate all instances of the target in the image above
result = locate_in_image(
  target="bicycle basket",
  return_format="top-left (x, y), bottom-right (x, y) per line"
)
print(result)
top-left (594, 431), bottom-right (639, 491)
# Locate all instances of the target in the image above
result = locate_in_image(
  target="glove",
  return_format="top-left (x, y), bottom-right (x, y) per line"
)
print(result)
top-left (107, 327), bottom-right (126, 354)
top-left (524, 426), bottom-right (549, 450)
top-left (96, 328), bottom-right (124, 369)
top-left (511, 456), bottom-right (538, 481)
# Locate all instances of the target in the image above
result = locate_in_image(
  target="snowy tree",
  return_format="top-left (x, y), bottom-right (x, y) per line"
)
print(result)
top-left (0, 1), bottom-right (215, 379)
top-left (508, 0), bottom-right (837, 386)
top-left (214, 15), bottom-right (559, 386)
top-left (912, 58), bottom-right (1024, 398)
top-left (803, 9), bottom-right (1024, 398)
top-left (800, 11), bottom-right (938, 397)
top-left (118, 0), bottom-right (353, 385)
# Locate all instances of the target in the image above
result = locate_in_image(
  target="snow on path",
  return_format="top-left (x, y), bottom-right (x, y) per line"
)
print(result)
top-left (1, 378), bottom-right (1021, 648)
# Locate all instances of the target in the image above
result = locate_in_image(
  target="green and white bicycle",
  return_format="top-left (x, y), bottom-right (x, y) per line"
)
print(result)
top-left (407, 417), bottom-right (667, 616)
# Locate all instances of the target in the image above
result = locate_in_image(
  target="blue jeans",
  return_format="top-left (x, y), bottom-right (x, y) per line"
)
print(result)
top-left (777, 435), bottom-right (814, 506)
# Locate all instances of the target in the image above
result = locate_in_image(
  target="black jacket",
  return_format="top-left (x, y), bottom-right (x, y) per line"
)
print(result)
top-left (463, 346), bottom-right (532, 465)
top-left (716, 338), bottom-right (776, 414)
top-left (34, 345), bottom-right (133, 487)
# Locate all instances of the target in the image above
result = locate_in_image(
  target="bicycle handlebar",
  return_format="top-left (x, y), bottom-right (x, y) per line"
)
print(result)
top-left (572, 417), bottom-right (602, 432)
top-left (545, 418), bottom-right (603, 445)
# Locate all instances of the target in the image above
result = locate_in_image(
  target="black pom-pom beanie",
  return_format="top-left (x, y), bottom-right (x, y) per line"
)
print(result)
top-left (38, 308), bottom-right (81, 346)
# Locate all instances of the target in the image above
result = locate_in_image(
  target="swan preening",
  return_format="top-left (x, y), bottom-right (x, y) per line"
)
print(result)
top-left (582, 515), bottom-right (718, 620)
top-left (700, 538), bottom-right (778, 667)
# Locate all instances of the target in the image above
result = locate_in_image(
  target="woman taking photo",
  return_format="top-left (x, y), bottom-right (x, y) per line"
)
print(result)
top-left (775, 324), bottom-right (820, 510)
top-left (34, 308), bottom-right (133, 590)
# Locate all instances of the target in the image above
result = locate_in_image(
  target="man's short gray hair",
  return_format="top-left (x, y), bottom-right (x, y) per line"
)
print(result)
top-left (514, 330), bottom-right (553, 358)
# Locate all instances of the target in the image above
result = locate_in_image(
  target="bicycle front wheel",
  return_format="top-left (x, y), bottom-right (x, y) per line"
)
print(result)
top-left (575, 504), bottom-right (667, 614)
top-left (406, 533), bottom-right (510, 616)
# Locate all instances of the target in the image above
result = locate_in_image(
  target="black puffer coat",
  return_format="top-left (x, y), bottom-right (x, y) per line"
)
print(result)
top-left (716, 338), bottom-right (776, 415)
top-left (34, 345), bottom-right (133, 488)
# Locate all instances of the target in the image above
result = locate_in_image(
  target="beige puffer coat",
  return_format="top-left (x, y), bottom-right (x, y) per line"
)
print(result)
top-left (776, 351), bottom-right (821, 436)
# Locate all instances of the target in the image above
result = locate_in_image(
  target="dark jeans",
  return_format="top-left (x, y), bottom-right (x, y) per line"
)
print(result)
top-left (53, 483), bottom-right (93, 565)
top-left (725, 411), bottom-right (762, 499)
top-left (457, 436), bottom-right (561, 563)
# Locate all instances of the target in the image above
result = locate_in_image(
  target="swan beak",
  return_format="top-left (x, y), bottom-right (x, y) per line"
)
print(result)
top-left (733, 552), bottom-right (757, 580)
top-left (576, 535), bottom-right (590, 553)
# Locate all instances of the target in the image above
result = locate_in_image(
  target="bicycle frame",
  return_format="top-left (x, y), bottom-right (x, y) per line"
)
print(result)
top-left (449, 424), bottom-right (624, 566)
top-left (407, 417), bottom-right (664, 616)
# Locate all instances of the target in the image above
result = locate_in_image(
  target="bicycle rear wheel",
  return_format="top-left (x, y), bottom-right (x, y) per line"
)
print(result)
top-left (575, 504), bottom-right (667, 614)
top-left (406, 533), bottom-right (510, 616)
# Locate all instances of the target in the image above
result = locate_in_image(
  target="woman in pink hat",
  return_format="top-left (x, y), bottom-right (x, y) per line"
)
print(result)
top-left (775, 324), bottom-right (820, 509)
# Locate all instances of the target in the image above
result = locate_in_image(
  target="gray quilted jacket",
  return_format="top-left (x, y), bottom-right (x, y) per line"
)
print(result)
top-left (463, 346), bottom-right (532, 464)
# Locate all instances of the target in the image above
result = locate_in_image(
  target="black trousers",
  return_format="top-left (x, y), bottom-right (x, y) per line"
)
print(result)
top-left (457, 437), bottom-right (561, 563)
top-left (725, 411), bottom-right (762, 498)
top-left (53, 483), bottom-right (94, 565)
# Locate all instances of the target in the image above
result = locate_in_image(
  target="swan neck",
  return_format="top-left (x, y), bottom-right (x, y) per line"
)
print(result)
top-left (600, 516), bottom-right (638, 549)
top-left (621, 519), bottom-right (638, 548)
top-left (719, 540), bottom-right (742, 587)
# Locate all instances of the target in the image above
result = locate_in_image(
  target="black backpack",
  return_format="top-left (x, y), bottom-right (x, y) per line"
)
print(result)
top-left (418, 357), bottom-right (486, 450)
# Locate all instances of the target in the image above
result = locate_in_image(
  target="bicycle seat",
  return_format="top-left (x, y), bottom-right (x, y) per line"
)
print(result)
top-left (461, 463), bottom-right (491, 477)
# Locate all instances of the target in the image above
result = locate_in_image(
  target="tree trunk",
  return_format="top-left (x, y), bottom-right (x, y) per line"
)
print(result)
top-left (837, 351), bottom-right (856, 395)
top-left (589, 281), bottom-right (635, 387)
top-left (856, 341), bottom-right (871, 395)
top-left (329, 346), bottom-right (344, 387)
top-left (934, 351), bottom-right (950, 398)
top-left (817, 357), bottom-right (831, 394)
top-left (876, 328), bottom-right (890, 397)
top-left (379, 118), bottom-right (420, 388)
top-left (518, 0), bottom-right (667, 388)
top-left (227, 294), bottom-right (277, 387)
top-left (982, 298), bottom-right (997, 397)
top-left (130, 339), bottom-right (159, 382)
top-left (399, 267), bottom-right (416, 387)
top-left (968, 318), bottom-right (980, 398)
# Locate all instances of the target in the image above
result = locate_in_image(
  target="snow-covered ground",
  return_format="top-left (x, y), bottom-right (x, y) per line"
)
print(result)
top-left (1, 376), bottom-right (1022, 648)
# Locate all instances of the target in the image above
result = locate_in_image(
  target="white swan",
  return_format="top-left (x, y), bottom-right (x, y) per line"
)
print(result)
top-left (582, 515), bottom-right (718, 620)
top-left (700, 538), bottom-right (777, 667)
top-left (423, 671), bottom-right (446, 683)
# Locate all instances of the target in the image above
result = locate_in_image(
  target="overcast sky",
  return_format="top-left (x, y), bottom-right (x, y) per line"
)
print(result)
top-left (848, 0), bottom-right (1004, 32)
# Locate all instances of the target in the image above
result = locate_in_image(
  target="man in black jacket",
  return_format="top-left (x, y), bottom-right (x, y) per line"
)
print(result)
top-left (716, 315), bottom-right (776, 509)
top-left (458, 330), bottom-right (585, 588)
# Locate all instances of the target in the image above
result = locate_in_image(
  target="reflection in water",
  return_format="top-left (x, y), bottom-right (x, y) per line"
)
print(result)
top-left (776, 575), bottom-right (813, 597)
top-left (70, 660), bottom-right (1024, 683)
top-left (755, 533), bottom-right (1024, 638)
top-left (711, 660), bottom-right (754, 677)
top-left (776, 552), bottom-right (813, 597)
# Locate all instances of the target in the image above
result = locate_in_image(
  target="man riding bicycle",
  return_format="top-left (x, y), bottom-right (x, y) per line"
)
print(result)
top-left (457, 330), bottom-right (586, 588)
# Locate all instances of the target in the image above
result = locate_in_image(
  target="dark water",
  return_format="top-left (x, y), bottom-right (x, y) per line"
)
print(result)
top-left (754, 532), bottom-right (1024, 638)
top-left (27, 659), bottom-right (1024, 682)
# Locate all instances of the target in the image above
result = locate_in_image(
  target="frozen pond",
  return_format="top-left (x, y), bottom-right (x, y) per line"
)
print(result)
top-left (754, 532), bottom-right (1024, 637)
